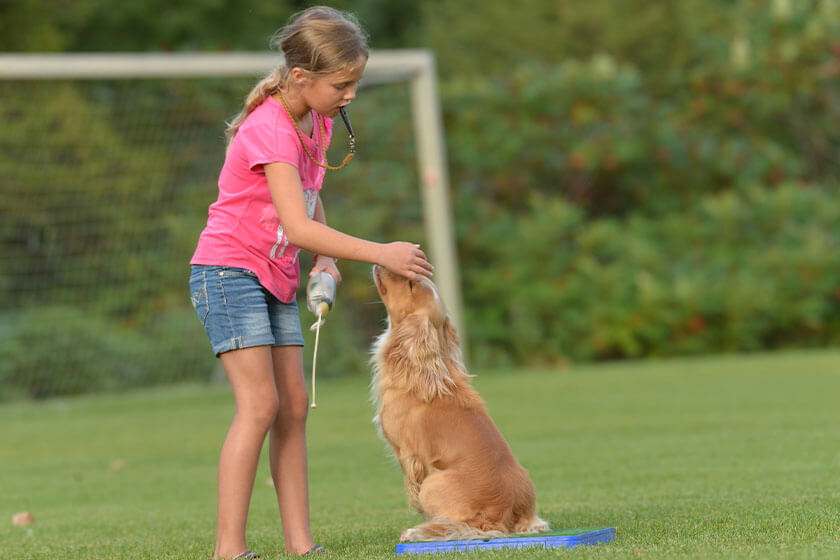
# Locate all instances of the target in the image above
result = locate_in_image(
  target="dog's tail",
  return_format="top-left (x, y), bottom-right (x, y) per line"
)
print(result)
top-left (400, 519), bottom-right (507, 543)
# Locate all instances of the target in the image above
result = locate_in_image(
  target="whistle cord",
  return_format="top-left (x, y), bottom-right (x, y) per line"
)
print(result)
top-left (276, 92), bottom-right (355, 171)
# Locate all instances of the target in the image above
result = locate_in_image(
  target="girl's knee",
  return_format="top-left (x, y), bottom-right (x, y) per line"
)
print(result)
top-left (240, 394), bottom-right (281, 431)
top-left (276, 391), bottom-right (310, 426)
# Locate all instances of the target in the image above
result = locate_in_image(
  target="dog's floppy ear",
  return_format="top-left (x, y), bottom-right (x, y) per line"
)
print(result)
top-left (441, 316), bottom-right (466, 374)
top-left (386, 313), bottom-right (456, 402)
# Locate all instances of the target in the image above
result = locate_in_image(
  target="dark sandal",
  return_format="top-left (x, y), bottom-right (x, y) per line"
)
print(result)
top-left (302, 544), bottom-right (325, 555)
top-left (233, 552), bottom-right (260, 559)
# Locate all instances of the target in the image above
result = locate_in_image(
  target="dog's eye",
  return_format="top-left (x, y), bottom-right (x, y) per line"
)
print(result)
top-left (408, 280), bottom-right (414, 291)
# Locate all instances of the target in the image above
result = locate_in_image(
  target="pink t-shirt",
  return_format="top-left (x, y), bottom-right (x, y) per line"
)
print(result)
top-left (191, 95), bottom-right (333, 303)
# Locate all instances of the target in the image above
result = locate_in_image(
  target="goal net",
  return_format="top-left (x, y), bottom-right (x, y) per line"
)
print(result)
top-left (0, 51), bottom-right (460, 400)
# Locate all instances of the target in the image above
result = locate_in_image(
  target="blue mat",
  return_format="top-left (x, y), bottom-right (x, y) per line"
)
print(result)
top-left (395, 527), bottom-right (616, 554)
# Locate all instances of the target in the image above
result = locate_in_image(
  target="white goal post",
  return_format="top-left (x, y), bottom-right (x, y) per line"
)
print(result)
top-left (0, 50), bottom-right (465, 341)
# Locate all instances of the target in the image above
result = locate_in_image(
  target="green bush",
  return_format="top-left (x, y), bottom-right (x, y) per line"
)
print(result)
top-left (437, 1), bottom-right (840, 365)
top-left (0, 306), bottom-right (214, 400)
top-left (462, 183), bottom-right (840, 364)
top-left (440, 1), bottom-right (839, 217)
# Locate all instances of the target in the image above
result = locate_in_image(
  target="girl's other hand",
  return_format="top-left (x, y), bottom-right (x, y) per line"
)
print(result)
top-left (310, 255), bottom-right (342, 284)
top-left (380, 242), bottom-right (434, 280)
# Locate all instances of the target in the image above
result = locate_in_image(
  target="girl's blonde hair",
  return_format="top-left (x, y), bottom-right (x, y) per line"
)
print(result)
top-left (225, 6), bottom-right (369, 146)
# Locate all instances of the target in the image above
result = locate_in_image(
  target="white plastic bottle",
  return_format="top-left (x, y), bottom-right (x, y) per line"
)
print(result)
top-left (306, 271), bottom-right (336, 321)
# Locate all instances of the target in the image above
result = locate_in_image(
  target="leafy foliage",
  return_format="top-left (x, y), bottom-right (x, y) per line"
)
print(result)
top-left (440, 8), bottom-right (840, 216)
top-left (461, 184), bottom-right (840, 364)
top-left (0, 306), bottom-right (213, 400)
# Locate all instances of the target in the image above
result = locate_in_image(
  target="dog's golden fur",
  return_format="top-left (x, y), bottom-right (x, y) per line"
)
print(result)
top-left (371, 266), bottom-right (549, 542)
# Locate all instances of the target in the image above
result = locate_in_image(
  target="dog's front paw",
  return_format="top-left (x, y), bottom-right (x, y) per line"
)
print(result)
top-left (515, 516), bottom-right (551, 534)
top-left (399, 527), bottom-right (422, 542)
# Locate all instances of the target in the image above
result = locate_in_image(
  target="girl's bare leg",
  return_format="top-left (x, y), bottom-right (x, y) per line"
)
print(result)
top-left (268, 345), bottom-right (316, 555)
top-left (215, 346), bottom-right (279, 560)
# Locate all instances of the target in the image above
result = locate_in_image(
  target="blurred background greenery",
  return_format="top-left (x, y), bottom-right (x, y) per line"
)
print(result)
top-left (1, 0), bottom-right (838, 400)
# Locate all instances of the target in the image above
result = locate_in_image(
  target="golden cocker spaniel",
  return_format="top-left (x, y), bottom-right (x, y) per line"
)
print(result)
top-left (371, 265), bottom-right (550, 542)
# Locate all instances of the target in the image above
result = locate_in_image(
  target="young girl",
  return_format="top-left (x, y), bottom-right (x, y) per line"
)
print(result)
top-left (189, 6), bottom-right (434, 559)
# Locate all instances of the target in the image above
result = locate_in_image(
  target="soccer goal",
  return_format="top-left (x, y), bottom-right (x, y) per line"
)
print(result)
top-left (0, 51), bottom-right (463, 399)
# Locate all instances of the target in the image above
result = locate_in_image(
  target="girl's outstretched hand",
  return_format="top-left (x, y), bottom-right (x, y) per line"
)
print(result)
top-left (380, 242), bottom-right (434, 280)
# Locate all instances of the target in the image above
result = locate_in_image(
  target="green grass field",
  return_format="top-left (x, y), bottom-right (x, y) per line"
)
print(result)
top-left (3, 350), bottom-right (840, 559)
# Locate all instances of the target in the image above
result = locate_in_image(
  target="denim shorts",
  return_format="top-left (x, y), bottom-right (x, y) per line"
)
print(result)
top-left (189, 265), bottom-right (304, 356)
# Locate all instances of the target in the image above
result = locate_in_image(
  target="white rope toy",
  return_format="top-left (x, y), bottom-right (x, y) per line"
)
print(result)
top-left (308, 303), bottom-right (328, 409)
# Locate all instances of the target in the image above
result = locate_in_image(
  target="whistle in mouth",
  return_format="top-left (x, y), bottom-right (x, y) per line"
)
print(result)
top-left (338, 106), bottom-right (355, 139)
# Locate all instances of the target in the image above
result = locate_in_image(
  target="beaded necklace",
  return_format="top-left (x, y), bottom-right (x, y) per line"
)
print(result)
top-left (276, 92), bottom-right (355, 171)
